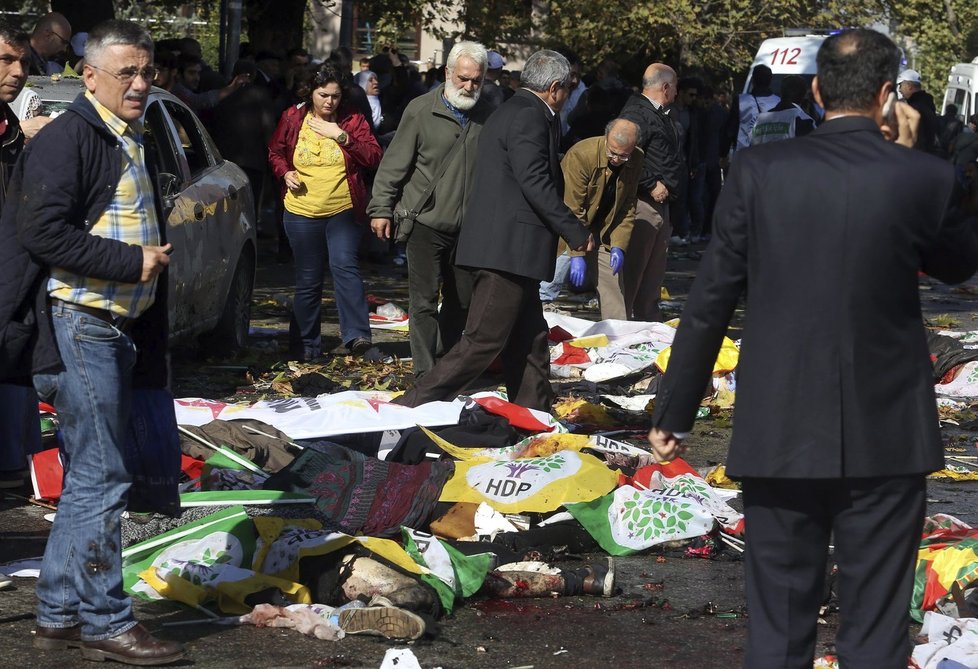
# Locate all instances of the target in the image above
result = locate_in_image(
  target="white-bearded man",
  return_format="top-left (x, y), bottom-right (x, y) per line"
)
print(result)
top-left (367, 41), bottom-right (491, 378)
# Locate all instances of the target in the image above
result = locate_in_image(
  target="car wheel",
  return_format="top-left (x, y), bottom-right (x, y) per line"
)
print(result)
top-left (200, 251), bottom-right (254, 356)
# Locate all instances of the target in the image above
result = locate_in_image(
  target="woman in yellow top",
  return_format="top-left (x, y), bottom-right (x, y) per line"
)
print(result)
top-left (269, 65), bottom-right (383, 361)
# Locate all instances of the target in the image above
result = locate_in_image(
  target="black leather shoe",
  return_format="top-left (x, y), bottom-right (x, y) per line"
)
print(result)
top-left (34, 624), bottom-right (82, 650)
top-left (581, 557), bottom-right (618, 597)
top-left (346, 337), bottom-right (373, 356)
top-left (80, 623), bottom-right (185, 666)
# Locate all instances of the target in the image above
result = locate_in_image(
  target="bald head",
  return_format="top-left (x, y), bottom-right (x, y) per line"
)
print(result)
top-left (31, 12), bottom-right (71, 60)
top-left (641, 63), bottom-right (677, 106)
top-left (605, 118), bottom-right (639, 165)
top-left (606, 118), bottom-right (639, 145)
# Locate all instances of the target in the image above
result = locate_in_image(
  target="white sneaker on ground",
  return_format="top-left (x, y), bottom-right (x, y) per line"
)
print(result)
top-left (338, 596), bottom-right (425, 640)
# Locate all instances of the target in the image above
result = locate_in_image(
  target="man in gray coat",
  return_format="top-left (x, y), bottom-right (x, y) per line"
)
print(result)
top-left (368, 41), bottom-right (490, 378)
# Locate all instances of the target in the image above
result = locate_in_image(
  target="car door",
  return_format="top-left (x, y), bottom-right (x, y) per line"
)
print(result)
top-left (145, 96), bottom-right (247, 340)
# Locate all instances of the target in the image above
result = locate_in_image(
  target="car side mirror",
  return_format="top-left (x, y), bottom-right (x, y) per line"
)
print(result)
top-left (158, 172), bottom-right (180, 212)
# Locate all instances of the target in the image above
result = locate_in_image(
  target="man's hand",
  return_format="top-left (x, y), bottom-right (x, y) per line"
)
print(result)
top-left (140, 243), bottom-right (172, 282)
top-left (574, 234), bottom-right (595, 253)
top-left (569, 256), bottom-right (587, 287)
top-left (651, 181), bottom-right (669, 204)
top-left (647, 427), bottom-right (686, 463)
top-left (610, 247), bottom-right (624, 275)
top-left (19, 115), bottom-right (53, 141)
top-left (371, 217), bottom-right (392, 240)
top-left (882, 100), bottom-right (920, 149)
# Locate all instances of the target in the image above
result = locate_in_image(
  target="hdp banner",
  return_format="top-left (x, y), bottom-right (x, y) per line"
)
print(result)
top-left (250, 516), bottom-right (484, 612)
top-left (623, 458), bottom-right (745, 534)
top-left (429, 428), bottom-right (618, 513)
top-left (432, 430), bottom-right (651, 463)
top-left (402, 528), bottom-right (493, 613)
top-left (122, 505), bottom-right (310, 614)
top-left (911, 611), bottom-right (978, 669)
top-left (566, 484), bottom-right (716, 556)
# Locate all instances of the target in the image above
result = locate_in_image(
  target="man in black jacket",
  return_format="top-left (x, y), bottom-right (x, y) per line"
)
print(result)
top-left (648, 29), bottom-right (978, 668)
top-left (0, 22), bottom-right (35, 491)
top-left (619, 63), bottom-right (685, 321)
top-left (395, 50), bottom-right (592, 411)
top-left (0, 20), bottom-right (184, 666)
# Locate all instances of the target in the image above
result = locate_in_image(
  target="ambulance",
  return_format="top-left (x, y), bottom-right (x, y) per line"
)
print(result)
top-left (742, 33), bottom-right (827, 95)
top-left (942, 58), bottom-right (978, 121)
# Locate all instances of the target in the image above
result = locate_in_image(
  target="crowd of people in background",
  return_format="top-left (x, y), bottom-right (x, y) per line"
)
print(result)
top-left (7, 11), bottom-right (978, 381)
top-left (113, 34), bottom-right (978, 368)
top-left (3, 13), bottom-right (978, 667)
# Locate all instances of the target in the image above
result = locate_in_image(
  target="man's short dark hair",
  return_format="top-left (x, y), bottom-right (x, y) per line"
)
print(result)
top-left (177, 52), bottom-right (203, 75)
top-left (946, 103), bottom-right (958, 116)
top-left (751, 65), bottom-right (773, 89)
top-left (0, 19), bottom-right (29, 49)
top-left (155, 49), bottom-right (178, 71)
top-left (816, 28), bottom-right (900, 113)
top-left (780, 75), bottom-right (807, 105)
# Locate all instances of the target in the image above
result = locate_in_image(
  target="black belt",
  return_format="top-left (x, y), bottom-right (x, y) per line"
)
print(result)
top-left (49, 298), bottom-right (134, 333)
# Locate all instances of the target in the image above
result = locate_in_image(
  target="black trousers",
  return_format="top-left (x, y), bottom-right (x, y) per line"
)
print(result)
top-left (405, 223), bottom-right (474, 378)
top-left (397, 268), bottom-right (554, 411)
top-left (740, 475), bottom-right (926, 669)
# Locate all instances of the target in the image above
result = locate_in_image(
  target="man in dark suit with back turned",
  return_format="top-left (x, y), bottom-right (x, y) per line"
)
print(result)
top-left (647, 29), bottom-right (978, 668)
top-left (395, 50), bottom-right (593, 411)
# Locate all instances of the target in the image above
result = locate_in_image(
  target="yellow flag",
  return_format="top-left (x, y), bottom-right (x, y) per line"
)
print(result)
top-left (439, 447), bottom-right (618, 513)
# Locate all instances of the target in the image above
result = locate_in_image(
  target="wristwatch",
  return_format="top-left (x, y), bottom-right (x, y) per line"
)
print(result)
top-left (336, 131), bottom-right (349, 145)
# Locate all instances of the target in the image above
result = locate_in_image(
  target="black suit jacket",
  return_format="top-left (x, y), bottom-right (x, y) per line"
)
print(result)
top-left (455, 89), bottom-right (589, 281)
top-left (651, 116), bottom-right (978, 479)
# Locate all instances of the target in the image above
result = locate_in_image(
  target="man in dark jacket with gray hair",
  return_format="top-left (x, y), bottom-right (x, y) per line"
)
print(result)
top-left (0, 19), bottom-right (183, 666)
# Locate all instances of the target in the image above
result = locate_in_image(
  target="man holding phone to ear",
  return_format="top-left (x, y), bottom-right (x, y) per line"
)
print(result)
top-left (648, 29), bottom-right (977, 669)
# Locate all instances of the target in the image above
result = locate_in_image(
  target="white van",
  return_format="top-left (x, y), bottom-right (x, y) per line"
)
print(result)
top-left (942, 58), bottom-right (978, 121)
top-left (742, 35), bottom-right (826, 95)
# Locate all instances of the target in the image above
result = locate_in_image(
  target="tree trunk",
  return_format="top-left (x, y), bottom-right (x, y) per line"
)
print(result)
top-left (245, 0), bottom-right (307, 54)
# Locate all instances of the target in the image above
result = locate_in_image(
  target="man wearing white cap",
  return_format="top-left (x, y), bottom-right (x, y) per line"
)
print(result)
top-left (480, 49), bottom-right (507, 111)
top-left (897, 68), bottom-right (943, 155)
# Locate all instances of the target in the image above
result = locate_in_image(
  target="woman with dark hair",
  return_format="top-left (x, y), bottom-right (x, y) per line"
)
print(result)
top-left (269, 64), bottom-right (383, 361)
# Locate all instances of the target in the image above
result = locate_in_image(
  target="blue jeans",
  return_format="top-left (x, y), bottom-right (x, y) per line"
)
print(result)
top-left (539, 252), bottom-right (571, 302)
top-left (32, 305), bottom-right (138, 640)
top-left (284, 209), bottom-right (370, 359)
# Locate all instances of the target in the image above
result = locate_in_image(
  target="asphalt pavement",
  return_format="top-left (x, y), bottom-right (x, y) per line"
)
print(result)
top-left (2, 239), bottom-right (978, 668)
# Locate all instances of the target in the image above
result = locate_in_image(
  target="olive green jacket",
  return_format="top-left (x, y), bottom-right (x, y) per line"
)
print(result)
top-left (367, 85), bottom-right (491, 234)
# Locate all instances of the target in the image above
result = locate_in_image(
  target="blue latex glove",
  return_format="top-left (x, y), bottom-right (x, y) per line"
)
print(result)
top-left (569, 256), bottom-right (587, 287)
top-left (610, 247), bottom-right (625, 276)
